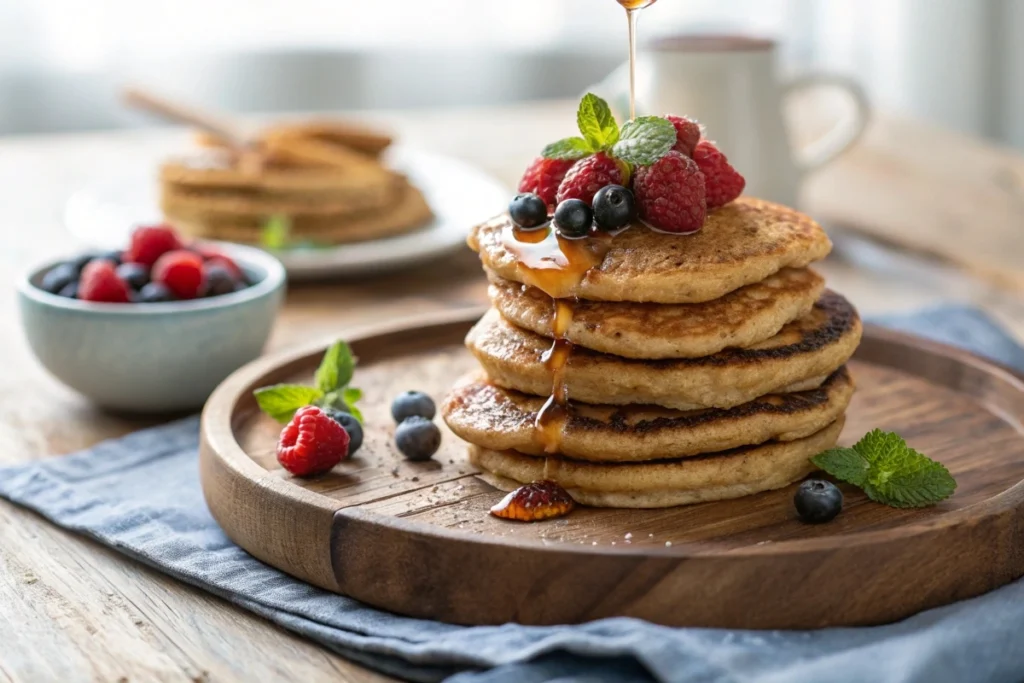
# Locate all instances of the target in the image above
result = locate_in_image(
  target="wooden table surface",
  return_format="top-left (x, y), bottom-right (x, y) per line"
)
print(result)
top-left (1, 100), bottom-right (1023, 682)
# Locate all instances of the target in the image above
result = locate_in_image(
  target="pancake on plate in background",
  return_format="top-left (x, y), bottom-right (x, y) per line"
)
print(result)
top-left (159, 120), bottom-right (433, 248)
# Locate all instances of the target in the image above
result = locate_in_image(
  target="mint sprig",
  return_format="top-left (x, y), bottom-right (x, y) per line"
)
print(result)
top-left (253, 340), bottom-right (364, 423)
top-left (261, 214), bottom-right (291, 250)
top-left (577, 93), bottom-right (620, 150)
top-left (812, 429), bottom-right (956, 508)
top-left (541, 137), bottom-right (592, 161)
top-left (254, 384), bottom-right (323, 423)
top-left (612, 116), bottom-right (677, 166)
top-left (541, 93), bottom-right (674, 168)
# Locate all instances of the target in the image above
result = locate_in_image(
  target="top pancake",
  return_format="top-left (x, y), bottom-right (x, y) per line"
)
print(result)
top-left (468, 197), bottom-right (832, 303)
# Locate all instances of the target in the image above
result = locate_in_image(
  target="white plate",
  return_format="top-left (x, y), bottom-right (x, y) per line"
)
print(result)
top-left (65, 146), bottom-right (510, 280)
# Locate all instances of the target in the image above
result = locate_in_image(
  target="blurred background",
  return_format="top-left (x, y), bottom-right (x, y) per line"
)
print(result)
top-left (2, 0), bottom-right (1022, 148)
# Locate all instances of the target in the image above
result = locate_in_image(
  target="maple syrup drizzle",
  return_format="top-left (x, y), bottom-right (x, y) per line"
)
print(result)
top-left (500, 1), bottom-right (653, 455)
top-left (502, 226), bottom-right (610, 453)
top-left (617, 0), bottom-right (657, 119)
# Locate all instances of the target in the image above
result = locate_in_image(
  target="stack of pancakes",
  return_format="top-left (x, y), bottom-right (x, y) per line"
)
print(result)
top-left (443, 197), bottom-right (862, 508)
top-left (160, 121), bottom-right (433, 246)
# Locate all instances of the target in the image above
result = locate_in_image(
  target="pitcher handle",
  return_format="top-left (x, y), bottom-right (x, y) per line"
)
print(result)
top-left (783, 73), bottom-right (870, 174)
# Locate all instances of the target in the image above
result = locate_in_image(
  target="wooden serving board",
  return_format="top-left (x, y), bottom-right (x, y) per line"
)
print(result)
top-left (199, 308), bottom-right (1024, 629)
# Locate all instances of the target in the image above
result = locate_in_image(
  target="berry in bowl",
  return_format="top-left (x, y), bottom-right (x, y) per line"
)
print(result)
top-left (18, 225), bottom-right (286, 413)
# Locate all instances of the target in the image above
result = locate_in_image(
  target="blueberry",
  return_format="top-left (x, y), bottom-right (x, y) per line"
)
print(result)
top-left (233, 280), bottom-right (250, 292)
top-left (116, 262), bottom-right (150, 290)
top-left (69, 252), bottom-right (99, 274)
top-left (137, 282), bottom-right (176, 303)
top-left (794, 479), bottom-right (843, 524)
top-left (324, 410), bottom-right (364, 455)
top-left (40, 263), bottom-right (78, 294)
top-left (203, 265), bottom-right (237, 297)
top-left (58, 281), bottom-right (79, 299)
top-left (553, 199), bottom-right (593, 238)
top-left (592, 185), bottom-right (637, 232)
top-left (101, 250), bottom-right (124, 266)
top-left (395, 416), bottom-right (441, 461)
top-left (509, 192), bottom-right (549, 230)
top-left (391, 391), bottom-right (436, 423)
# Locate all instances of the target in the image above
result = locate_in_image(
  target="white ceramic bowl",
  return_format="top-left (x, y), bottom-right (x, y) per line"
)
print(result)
top-left (17, 243), bottom-right (286, 413)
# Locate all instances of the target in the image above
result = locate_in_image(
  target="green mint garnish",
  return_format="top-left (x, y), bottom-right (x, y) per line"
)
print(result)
top-left (576, 93), bottom-right (620, 151)
top-left (316, 387), bottom-right (364, 423)
top-left (254, 340), bottom-right (364, 423)
top-left (254, 384), bottom-right (324, 423)
top-left (812, 429), bottom-right (956, 508)
top-left (540, 94), bottom-right (675, 167)
top-left (314, 340), bottom-right (357, 394)
top-left (541, 137), bottom-right (593, 161)
top-left (611, 116), bottom-right (677, 166)
top-left (261, 214), bottom-right (291, 250)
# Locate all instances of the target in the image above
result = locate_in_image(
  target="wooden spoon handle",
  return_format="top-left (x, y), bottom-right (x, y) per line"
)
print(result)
top-left (122, 87), bottom-right (251, 148)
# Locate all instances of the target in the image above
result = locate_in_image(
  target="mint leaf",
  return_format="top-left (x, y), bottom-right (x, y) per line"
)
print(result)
top-left (576, 93), bottom-right (619, 151)
top-left (315, 341), bottom-right (356, 394)
top-left (254, 384), bottom-right (323, 423)
top-left (858, 430), bottom-right (957, 508)
top-left (542, 137), bottom-right (593, 161)
top-left (316, 388), bottom-right (364, 423)
top-left (812, 447), bottom-right (870, 487)
top-left (342, 386), bottom-right (363, 405)
top-left (611, 116), bottom-right (677, 166)
top-left (812, 429), bottom-right (956, 508)
top-left (261, 214), bottom-right (290, 250)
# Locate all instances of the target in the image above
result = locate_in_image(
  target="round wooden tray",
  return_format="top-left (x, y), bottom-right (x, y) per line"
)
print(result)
top-left (199, 307), bottom-right (1024, 629)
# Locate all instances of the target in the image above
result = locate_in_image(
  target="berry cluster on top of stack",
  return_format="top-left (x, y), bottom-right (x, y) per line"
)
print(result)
top-left (515, 98), bottom-right (744, 236)
top-left (35, 225), bottom-right (250, 304)
top-left (442, 95), bottom-right (863, 511)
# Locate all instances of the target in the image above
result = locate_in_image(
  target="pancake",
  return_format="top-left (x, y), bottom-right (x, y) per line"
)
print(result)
top-left (443, 367), bottom-right (853, 462)
top-left (197, 121), bottom-right (394, 159)
top-left (488, 267), bottom-right (824, 359)
top-left (160, 149), bottom-right (394, 192)
top-left (469, 197), bottom-right (832, 304)
top-left (466, 291), bottom-right (861, 410)
top-left (166, 183), bottom-right (434, 245)
top-left (470, 417), bottom-right (843, 508)
top-left (160, 173), bottom-right (404, 217)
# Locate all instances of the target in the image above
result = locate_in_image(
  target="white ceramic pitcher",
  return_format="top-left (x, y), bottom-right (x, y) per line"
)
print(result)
top-left (594, 35), bottom-right (870, 208)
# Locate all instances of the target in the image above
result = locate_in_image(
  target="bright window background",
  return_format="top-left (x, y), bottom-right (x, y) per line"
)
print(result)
top-left (1, 0), bottom-right (1021, 147)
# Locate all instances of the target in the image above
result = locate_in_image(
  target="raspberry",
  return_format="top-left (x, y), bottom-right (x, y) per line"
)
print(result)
top-left (78, 259), bottom-right (131, 303)
top-left (125, 225), bottom-right (183, 267)
top-left (692, 141), bottom-right (745, 208)
top-left (518, 157), bottom-right (575, 208)
top-left (152, 250), bottom-right (206, 299)
top-left (193, 245), bottom-right (244, 280)
top-left (633, 151), bottom-right (707, 234)
top-left (490, 480), bottom-right (575, 522)
top-left (276, 406), bottom-right (350, 476)
top-left (556, 152), bottom-right (629, 206)
top-left (666, 115), bottom-right (702, 156)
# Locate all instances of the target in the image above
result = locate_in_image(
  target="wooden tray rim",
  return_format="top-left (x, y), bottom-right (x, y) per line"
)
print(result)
top-left (201, 307), bottom-right (1024, 560)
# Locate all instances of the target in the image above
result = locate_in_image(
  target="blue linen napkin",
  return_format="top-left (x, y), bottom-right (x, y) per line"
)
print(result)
top-left (2, 305), bottom-right (1024, 683)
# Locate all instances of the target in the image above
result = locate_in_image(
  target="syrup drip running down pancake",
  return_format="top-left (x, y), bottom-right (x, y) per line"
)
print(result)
top-left (500, 225), bottom-right (611, 453)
